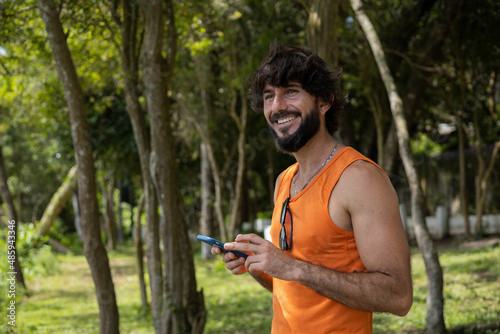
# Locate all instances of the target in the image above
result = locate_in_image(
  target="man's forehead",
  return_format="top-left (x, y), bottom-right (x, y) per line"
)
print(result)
top-left (263, 81), bottom-right (303, 91)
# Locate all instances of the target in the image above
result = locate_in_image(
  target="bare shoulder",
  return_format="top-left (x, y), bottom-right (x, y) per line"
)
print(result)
top-left (332, 160), bottom-right (397, 210)
top-left (334, 160), bottom-right (409, 267)
top-left (329, 159), bottom-right (400, 232)
top-left (340, 160), bottom-right (392, 191)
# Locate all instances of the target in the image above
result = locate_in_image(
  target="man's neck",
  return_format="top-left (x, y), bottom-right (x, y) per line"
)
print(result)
top-left (292, 130), bottom-right (340, 180)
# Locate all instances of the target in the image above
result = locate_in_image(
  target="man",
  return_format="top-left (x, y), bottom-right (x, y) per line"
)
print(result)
top-left (212, 41), bottom-right (413, 333)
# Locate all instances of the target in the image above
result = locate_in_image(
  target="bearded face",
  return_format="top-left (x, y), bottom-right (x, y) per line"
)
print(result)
top-left (267, 104), bottom-right (321, 153)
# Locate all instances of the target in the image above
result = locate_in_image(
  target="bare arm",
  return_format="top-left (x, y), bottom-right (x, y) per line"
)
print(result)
top-left (225, 162), bottom-right (413, 316)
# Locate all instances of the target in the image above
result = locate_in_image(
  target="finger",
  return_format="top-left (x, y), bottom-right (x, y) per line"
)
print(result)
top-left (226, 257), bottom-right (247, 275)
top-left (235, 233), bottom-right (266, 244)
top-left (222, 251), bottom-right (237, 263)
top-left (224, 241), bottom-right (260, 254)
top-left (211, 246), bottom-right (223, 255)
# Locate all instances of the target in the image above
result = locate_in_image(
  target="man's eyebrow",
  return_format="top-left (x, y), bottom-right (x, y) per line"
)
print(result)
top-left (262, 83), bottom-right (302, 94)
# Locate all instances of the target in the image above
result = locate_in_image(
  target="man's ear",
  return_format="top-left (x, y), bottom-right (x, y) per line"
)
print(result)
top-left (318, 94), bottom-right (334, 114)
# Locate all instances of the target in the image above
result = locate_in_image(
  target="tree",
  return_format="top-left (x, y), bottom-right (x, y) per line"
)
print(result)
top-left (133, 193), bottom-right (148, 308)
top-left (36, 0), bottom-right (120, 332)
top-left (350, 0), bottom-right (446, 332)
top-left (34, 165), bottom-right (77, 248)
top-left (0, 141), bottom-right (26, 288)
top-left (110, 0), bottom-right (164, 327)
top-left (140, 0), bottom-right (206, 332)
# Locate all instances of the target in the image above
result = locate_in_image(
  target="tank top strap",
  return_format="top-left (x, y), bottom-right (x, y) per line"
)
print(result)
top-left (275, 163), bottom-right (298, 203)
top-left (318, 147), bottom-right (382, 197)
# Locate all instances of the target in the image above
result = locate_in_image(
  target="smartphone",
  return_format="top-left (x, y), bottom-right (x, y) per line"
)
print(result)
top-left (197, 235), bottom-right (248, 259)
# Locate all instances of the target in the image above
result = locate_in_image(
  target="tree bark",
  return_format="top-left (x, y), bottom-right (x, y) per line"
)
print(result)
top-left (456, 113), bottom-right (470, 235)
top-left (228, 85), bottom-right (248, 238)
top-left (134, 193), bottom-right (148, 308)
top-left (117, 0), bottom-right (163, 328)
top-left (0, 141), bottom-right (26, 288)
top-left (350, 0), bottom-right (446, 333)
top-left (200, 142), bottom-right (214, 259)
top-left (140, 0), bottom-right (206, 333)
top-left (37, 0), bottom-right (119, 332)
top-left (34, 165), bottom-right (77, 248)
top-left (306, 0), bottom-right (340, 67)
top-left (102, 176), bottom-right (117, 251)
top-left (72, 190), bottom-right (83, 240)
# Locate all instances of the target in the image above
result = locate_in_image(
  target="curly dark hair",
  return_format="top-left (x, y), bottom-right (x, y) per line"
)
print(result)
top-left (250, 40), bottom-right (347, 135)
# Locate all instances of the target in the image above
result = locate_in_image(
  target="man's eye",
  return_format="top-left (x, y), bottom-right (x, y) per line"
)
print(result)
top-left (286, 89), bottom-right (297, 95)
top-left (264, 94), bottom-right (274, 101)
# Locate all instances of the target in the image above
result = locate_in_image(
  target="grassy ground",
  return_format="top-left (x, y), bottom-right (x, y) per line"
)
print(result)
top-left (6, 240), bottom-right (500, 333)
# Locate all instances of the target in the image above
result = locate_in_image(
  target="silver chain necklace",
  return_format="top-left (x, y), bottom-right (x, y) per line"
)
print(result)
top-left (293, 141), bottom-right (338, 195)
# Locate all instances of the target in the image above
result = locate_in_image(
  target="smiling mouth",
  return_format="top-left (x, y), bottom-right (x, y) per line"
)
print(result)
top-left (277, 115), bottom-right (298, 124)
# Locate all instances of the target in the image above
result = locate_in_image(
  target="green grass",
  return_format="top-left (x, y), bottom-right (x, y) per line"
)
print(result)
top-left (4, 242), bottom-right (500, 333)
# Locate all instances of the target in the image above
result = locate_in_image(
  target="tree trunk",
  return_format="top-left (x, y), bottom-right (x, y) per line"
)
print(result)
top-left (473, 114), bottom-right (500, 236)
top-left (102, 177), bottom-right (117, 251)
top-left (306, 0), bottom-right (339, 67)
top-left (140, 0), bottom-right (206, 333)
top-left (72, 190), bottom-right (83, 240)
top-left (365, 92), bottom-right (386, 166)
top-left (200, 142), bottom-right (214, 259)
top-left (116, 181), bottom-right (124, 244)
top-left (456, 113), bottom-right (470, 235)
top-left (37, 1), bottom-right (119, 332)
top-left (182, 101), bottom-right (227, 242)
top-left (34, 165), bottom-right (77, 248)
top-left (228, 86), bottom-right (248, 238)
top-left (117, 0), bottom-right (163, 328)
top-left (134, 193), bottom-right (148, 308)
top-left (0, 142), bottom-right (26, 288)
top-left (350, 0), bottom-right (446, 333)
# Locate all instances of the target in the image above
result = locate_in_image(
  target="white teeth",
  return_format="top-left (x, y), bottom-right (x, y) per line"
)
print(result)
top-left (277, 116), bottom-right (297, 124)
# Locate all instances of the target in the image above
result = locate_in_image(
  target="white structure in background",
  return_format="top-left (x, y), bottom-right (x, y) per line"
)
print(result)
top-left (253, 205), bottom-right (500, 242)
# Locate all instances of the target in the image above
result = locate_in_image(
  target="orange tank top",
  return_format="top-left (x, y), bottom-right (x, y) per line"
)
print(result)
top-left (270, 147), bottom-right (379, 334)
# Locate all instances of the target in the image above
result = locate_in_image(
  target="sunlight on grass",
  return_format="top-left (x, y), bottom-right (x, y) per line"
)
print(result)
top-left (10, 242), bottom-right (500, 333)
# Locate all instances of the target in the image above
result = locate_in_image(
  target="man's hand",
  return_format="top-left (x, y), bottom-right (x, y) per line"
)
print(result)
top-left (224, 234), bottom-right (298, 281)
top-left (211, 234), bottom-right (275, 292)
top-left (211, 243), bottom-right (248, 275)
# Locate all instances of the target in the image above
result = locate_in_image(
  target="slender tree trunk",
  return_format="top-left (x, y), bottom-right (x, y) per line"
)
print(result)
top-left (34, 165), bottom-right (77, 247)
top-left (350, 1), bottom-right (446, 333)
top-left (228, 86), bottom-right (247, 238)
top-left (456, 113), bottom-right (470, 235)
top-left (116, 181), bottom-right (124, 244)
top-left (141, 0), bottom-right (206, 332)
top-left (117, 0), bottom-right (163, 328)
top-left (365, 92), bottom-right (386, 166)
top-left (473, 115), bottom-right (500, 236)
top-left (72, 190), bottom-right (83, 240)
top-left (0, 142), bottom-right (26, 288)
top-left (198, 52), bottom-right (215, 255)
top-left (200, 142), bottom-right (214, 259)
top-left (134, 193), bottom-right (148, 308)
top-left (102, 177), bottom-right (117, 251)
top-left (37, 1), bottom-right (119, 332)
top-left (186, 108), bottom-right (227, 242)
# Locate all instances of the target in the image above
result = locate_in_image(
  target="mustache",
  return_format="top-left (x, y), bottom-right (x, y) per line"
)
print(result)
top-left (269, 110), bottom-right (301, 123)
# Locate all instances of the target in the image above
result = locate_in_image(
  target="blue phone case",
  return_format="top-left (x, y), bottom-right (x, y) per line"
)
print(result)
top-left (197, 235), bottom-right (248, 259)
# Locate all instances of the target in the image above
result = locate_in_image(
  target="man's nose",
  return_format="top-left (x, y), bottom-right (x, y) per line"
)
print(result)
top-left (271, 93), bottom-right (287, 113)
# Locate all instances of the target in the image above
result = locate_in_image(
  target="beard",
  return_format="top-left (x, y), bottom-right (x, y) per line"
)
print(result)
top-left (268, 106), bottom-right (321, 153)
